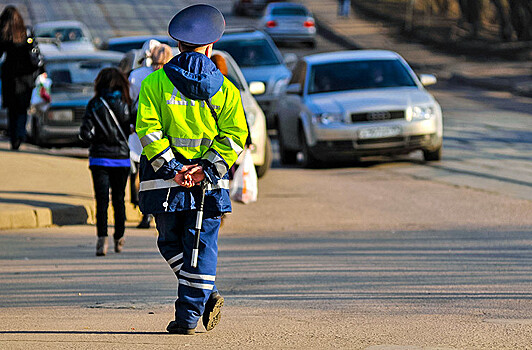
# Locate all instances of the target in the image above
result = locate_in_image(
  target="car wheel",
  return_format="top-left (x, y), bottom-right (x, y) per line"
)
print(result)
top-left (278, 128), bottom-right (298, 165)
top-left (423, 145), bottom-right (442, 161)
top-left (255, 136), bottom-right (272, 178)
top-left (300, 128), bottom-right (321, 168)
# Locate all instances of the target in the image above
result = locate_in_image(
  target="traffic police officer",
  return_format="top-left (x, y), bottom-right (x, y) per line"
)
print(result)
top-left (136, 4), bottom-right (248, 334)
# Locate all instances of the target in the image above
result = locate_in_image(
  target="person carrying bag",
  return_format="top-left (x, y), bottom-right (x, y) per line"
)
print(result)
top-left (80, 68), bottom-right (134, 256)
top-left (0, 6), bottom-right (44, 150)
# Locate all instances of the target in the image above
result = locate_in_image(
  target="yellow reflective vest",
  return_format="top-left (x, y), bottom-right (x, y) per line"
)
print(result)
top-left (135, 63), bottom-right (248, 214)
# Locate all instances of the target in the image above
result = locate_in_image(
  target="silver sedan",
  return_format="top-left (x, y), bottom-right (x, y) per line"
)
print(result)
top-left (276, 50), bottom-right (443, 167)
top-left (260, 2), bottom-right (316, 48)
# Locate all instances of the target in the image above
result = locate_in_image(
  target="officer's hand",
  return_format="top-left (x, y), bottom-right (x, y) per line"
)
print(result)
top-left (174, 165), bottom-right (195, 187)
top-left (184, 165), bottom-right (205, 186)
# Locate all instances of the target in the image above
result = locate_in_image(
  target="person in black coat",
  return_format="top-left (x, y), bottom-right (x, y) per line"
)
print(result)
top-left (0, 6), bottom-right (42, 150)
top-left (80, 68), bottom-right (133, 256)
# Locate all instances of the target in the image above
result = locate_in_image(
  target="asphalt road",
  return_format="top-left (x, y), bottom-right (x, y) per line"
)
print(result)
top-left (0, 0), bottom-right (531, 348)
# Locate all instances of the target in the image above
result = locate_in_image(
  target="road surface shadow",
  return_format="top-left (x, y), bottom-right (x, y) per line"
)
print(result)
top-left (0, 330), bottom-right (169, 335)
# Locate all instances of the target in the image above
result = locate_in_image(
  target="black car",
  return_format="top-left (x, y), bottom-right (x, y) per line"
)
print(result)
top-left (27, 50), bottom-right (123, 147)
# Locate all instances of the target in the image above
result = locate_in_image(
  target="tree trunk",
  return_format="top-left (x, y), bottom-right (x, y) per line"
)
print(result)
top-left (434, 0), bottom-right (450, 15)
top-left (490, 0), bottom-right (513, 41)
top-left (458, 0), bottom-right (483, 37)
top-left (509, 0), bottom-right (532, 40)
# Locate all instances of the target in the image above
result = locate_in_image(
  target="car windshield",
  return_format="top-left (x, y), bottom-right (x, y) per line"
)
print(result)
top-left (271, 7), bottom-right (307, 16)
top-left (35, 27), bottom-right (88, 42)
top-left (46, 59), bottom-right (118, 87)
top-left (308, 59), bottom-right (417, 94)
top-left (214, 39), bottom-right (280, 67)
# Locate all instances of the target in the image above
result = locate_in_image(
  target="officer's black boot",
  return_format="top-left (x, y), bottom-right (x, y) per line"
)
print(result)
top-left (202, 291), bottom-right (224, 331)
top-left (166, 321), bottom-right (195, 335)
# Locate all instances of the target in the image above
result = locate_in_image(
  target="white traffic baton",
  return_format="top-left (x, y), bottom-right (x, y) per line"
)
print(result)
top-left (191, 181), bottom-right (206, 268)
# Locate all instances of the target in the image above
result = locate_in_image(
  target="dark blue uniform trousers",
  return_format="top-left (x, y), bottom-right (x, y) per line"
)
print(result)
top-left (154, 210), bottom-right (221, 329)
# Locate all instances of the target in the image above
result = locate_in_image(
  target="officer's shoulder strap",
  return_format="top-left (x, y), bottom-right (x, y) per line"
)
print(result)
top-left (205, 99), bottom-right (218, 123)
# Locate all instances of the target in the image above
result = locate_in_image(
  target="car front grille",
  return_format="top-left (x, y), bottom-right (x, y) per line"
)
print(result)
top-left (351, 110), bottom-right (404, 123)
top-left (356, 136), bottom-right (404, 145)
top-left (315, 135), bottom-right (433, 153)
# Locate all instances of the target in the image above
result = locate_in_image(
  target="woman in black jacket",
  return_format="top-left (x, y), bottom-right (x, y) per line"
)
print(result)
top-left (0, 6), bottom-right (41, 150)
top-left (80, 68), bottom-right (133, 256)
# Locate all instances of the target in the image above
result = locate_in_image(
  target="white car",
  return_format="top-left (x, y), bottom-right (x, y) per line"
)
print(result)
top-left (276, 50), bottom-right (443, 167)
top-left (260, 2), bottom-right (316, 48)
top-left (34, 20), bottom-right (96, 52)
top-left (122, 48), bottom-right (272, 177)
top-left (214, 50), bottom-right (272, 178)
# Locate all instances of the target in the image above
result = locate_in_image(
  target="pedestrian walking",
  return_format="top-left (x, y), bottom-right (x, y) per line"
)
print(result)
top-left (129, 43), bottom-right (173, 229)
top-left (338, 0), bottom-right (351, 18)
top-left (80, 68), bottom-right (133, 256)
top-left (136, 4), bottom-right (248, 334)
top-left (0, 6), bottom-right (43, 150)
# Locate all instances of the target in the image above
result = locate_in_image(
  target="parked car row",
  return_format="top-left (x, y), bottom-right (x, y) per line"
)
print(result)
top-left (2, 6), bottom-right (443, 173)
top-left (228, 0), bottom-right (444, 166)
top-left (0, 21), bottom-right (274, 176)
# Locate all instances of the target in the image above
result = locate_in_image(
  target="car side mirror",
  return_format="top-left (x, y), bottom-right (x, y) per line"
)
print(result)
top-left (249, 81), bottom-right (266, 95)
top-left (419, 74), bottom-right (437, 86)
top-left (283, 53), bottom-right (297, 71)
top-left (286, 83), bottom-right (302, 95)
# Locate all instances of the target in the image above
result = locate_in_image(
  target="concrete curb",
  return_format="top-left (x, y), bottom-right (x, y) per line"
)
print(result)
top-left (0, 203), bottom-right (142, 230)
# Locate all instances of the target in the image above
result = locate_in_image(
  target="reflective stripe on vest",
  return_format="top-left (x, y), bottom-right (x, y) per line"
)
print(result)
top-left (166, 87), bottom-right (221, 110)
top-left (140, 131), bottom-right (163, 148)
top-left (215, 134), bottom-right (243, 154)
top-left (151, 148), bottom-right (175, 172)
top-left (139, 178), bottom-right (230, 192)
top-left (170, 137), bottom-right (213, 148)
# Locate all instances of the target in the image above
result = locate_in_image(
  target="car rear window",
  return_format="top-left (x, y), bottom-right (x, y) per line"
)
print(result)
top-left (308, 59), bottom-right (417, 94)
top-left (214, 39), bottom-right (281, 67)
top-left (271, 7), bottom-right (308, 16)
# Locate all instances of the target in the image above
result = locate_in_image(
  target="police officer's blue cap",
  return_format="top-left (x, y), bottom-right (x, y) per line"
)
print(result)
top-left (168, 4), bottom-right (225, 46)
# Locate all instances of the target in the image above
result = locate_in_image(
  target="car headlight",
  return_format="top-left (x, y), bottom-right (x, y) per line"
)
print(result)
top-left (46, 109), bottom-right (74, 122)
top-left (312, 112), bottom-right (343, 125)
top-left (272, 77), bottom-right (290, 96)
top-left (406, 106), bottom-right (435, 121)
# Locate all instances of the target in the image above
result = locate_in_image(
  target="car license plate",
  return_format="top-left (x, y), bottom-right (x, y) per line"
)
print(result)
top-left (282, 21), bottom-right (301, 28)
top-left (358, 126), bottom-right (401, 139)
